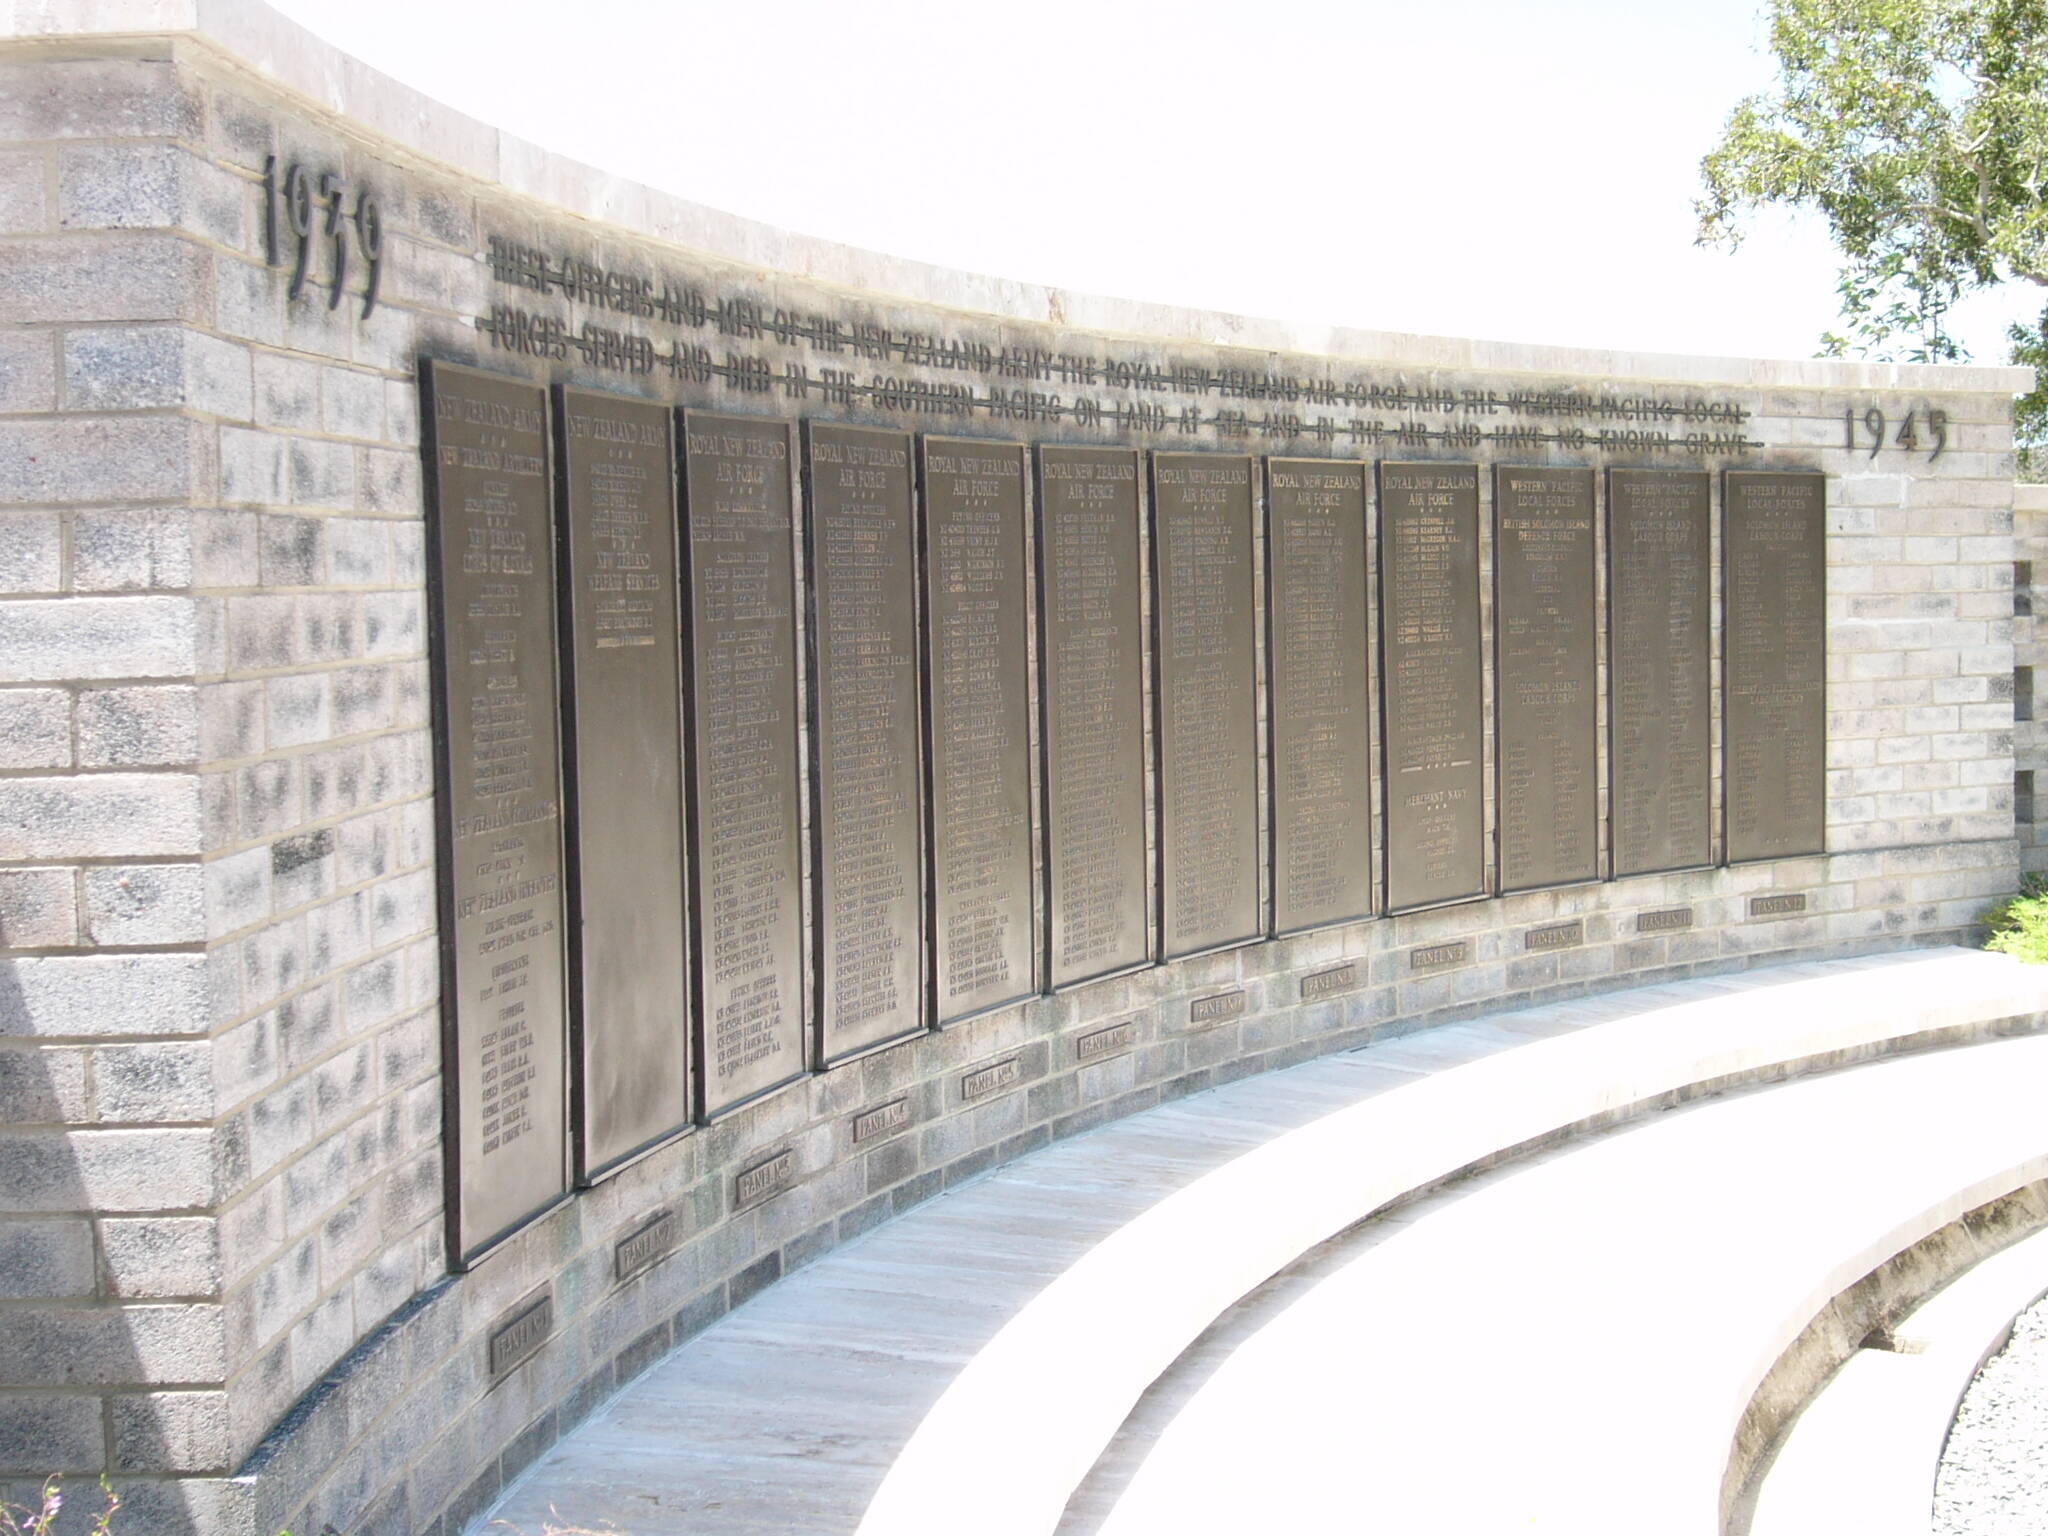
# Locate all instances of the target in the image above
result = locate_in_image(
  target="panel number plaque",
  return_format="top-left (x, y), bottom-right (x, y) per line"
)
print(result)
top-left (1151, 453), bottom-right (1259, 959)
top-left (1265, 457), bottom-right (1373, 935)
top-left (1724, 470), bottom-right (1826, 862)
top-left (1607, 468), bottom-right (1712, 876)
top-left (921, 437), bottom-right (1036, 1024)
top-left (553, 385), bottom-right (690, 1181)
top-left (1493, 466), bottom-right (1597, 892)
top-left (1378, 463), bottom-right (1486, 913)
top-left (680, 411), bottom-right (807, 1115)
top-left (803, 422), bottom-right (924, 1063)
top-left (419, 360), bottom-right (571, 1268)
top-left (1035, 445), bottom-right (1149, 989)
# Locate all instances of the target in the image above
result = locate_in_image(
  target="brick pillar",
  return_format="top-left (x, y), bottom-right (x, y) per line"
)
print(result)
top-left (0, 51), bottom-right (444, 1532)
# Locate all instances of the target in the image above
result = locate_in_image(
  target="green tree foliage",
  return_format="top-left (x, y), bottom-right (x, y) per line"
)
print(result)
top-left (1696, 0), bottom-right (2048, 442)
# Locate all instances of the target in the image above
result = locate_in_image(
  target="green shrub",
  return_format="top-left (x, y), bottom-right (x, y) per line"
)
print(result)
top-left (1, 1478), bottom-right (118, 1536)
top-left (1982, 874), bottom-right (2048, 963)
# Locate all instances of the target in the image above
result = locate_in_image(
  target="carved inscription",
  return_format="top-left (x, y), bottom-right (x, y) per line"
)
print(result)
top-left (488, 1292), bottom-right (554, 1378)
top-left (851, 1096), bottom-right (911, 1145)
top-left (1525, 920), bottom-right (1584, 951)
top-left (1725, 472), bottom-right (1827, 862)
top-left (734, 1148), bottom-right (796, 1209)
top-left (961, 1057), bottom-right (1021, 1102)
top-left (1494, 467), bottom-right (1597, 892)
top-left (1266, 458), bottom-right (1373, 935)
top-left (1189, 988), bottom-right (1247, 1025)
top-left (1410, 940), bottom-right (1469, 970)
top-left (1300, 961), bottom-right (1360, 1000)
top-left (1379, 464), bottom-right (1486, 912)
top-left (681, 412), bottom-right (806, 1115)
top-left (481, 235), bottom-right (1766, 456)
top-left (1608, 469), bottom-right (1712, 876)
top-left (555, 386), bottom-right (690, 1182)
top-left (1749, 892), bottom-right (1808, 917)
top-left (805, 423), bottom-right (923, 1063)
top-left (1037, 446), bottom-right (1149, 989)
top-left (922, 438), bottom-right (1036, 1023)
top-left (420, 361), bottom-right (570, 1267)
top-left (614, 1211), bottom-right (676, 1282)
top-left (1638, 906), bottom-right (1695, 932)
top-left (1074, 1019), bottom-right (1138, 1064)
top-left (1153, 454), bottom-right (1259, 958)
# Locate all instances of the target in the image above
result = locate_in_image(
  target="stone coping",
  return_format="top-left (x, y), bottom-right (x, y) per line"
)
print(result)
top-left (487, 947), bottom-right (2048, 1536)
top-left (1, 0), bottom-right (2035, 397)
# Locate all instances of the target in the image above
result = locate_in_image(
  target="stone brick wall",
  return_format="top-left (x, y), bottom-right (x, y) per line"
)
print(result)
top-left (0, 41), bottom-right (450, 1533)
top-left (2014, 483), bottom-right (2047, 872)
top-left (0, 9), bottom-right (2031, 1536)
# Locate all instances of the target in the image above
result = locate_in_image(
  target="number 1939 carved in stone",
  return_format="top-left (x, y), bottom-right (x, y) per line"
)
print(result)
top-left (263, 155), bottom-right (384, 318)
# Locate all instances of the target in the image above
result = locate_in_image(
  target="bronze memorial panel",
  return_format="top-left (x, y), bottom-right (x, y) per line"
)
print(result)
top-left (1378, 462), bottom-right (1486, 913)
top-left (1607, 468), bottom-right (1712, 876)
top-left (803, 422), bottom-right (924, 1063)
top-left (921, 437), bottom-right (1036, 1024)
top-left (553, 385), bottom-right (690, 1182)
top-left (1724, 469), bottom-right (1827, 861)
top-left (1493, 466), bottom-right (1597, 893)
top-left (1035, 445), bottom-right (1149, 989)
top-left (1265, 457), bottom-right (1373, 935)
top-left (1152, 453), bottom-right (1260, 959)
top-left (419, 360), bottom-right (571, 1267)
top-left (680, 411), bottom-right (807, 1115)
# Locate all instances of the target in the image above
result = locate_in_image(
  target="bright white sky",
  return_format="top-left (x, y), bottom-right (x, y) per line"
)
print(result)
top-left (270, 0), bottom-right (2039, 367)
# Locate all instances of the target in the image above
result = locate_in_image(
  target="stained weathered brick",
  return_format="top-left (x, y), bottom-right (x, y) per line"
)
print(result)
top-left (0, 1127), bottom-right (215, 1211)
top-left (0, 689), bottom-right (70, 770)
top-left (0, 867), bottom-right (78, 948)
top-left (0, 1393), bottom-right (103, 1473)
top-left (220, 426), bottom-right (288, 508)
top-left (0, 1217), bottom-right (96, 1300)
top-left (0, 595), bottom-right (196, 684)
top-left (0, 332), bottom-right (56, 415)
top-left (0, 510), bottom-right (61, 594)
top-left (253, 353), bottom-right (321, 432)
top-left (0, 953), bottom-right (207, 1039)
top-left (72, 509), bottom-right (196, 593)
top-left (289, 438), bottom-right (355, 510)
top-left (77, 685), bottom-right (200, 767)
top-left (82, 863), bottom-right (204, 946)
top-left (0, 1044), bottom-right (89, 1122)
top-left (0, 147), bottom-right (46, 234)
top-left (64, 328), bottom-right (252, 419)
top-left (96, 1042), bottom-right (214, 1123)
top-left (0, 58), bottom-right (203, 141)
top-left (0, 235), bottom-right (208, 325)
top-left (100, 1216), bottom-right (223, 1300)
top-left (108, 1389), bottom-right (233, 1474)
top-left (0, 775), bottom-right (201, 860)
top-left (58, 144), bottom-right (245, 249)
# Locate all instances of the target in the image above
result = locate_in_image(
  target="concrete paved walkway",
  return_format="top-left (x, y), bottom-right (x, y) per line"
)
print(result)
top-left (485, 949), bottom-right (2048, 1536)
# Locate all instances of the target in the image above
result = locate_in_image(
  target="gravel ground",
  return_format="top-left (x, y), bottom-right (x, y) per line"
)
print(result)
top-left (1933, 1292), bottom-right (2048, 1533)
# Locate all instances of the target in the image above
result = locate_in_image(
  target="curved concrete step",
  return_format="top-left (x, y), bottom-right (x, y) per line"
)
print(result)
top-left (1069, 1034), bottom-right (2048, 1535)
top-left (484, 948), bottom-right (2048, 1536)
top-left (1746, 1226), bottom-right (2048, 1536)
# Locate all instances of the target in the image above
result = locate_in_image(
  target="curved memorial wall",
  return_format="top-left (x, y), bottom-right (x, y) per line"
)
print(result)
top-left (0, 7), bottom-right (2032, 1534)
